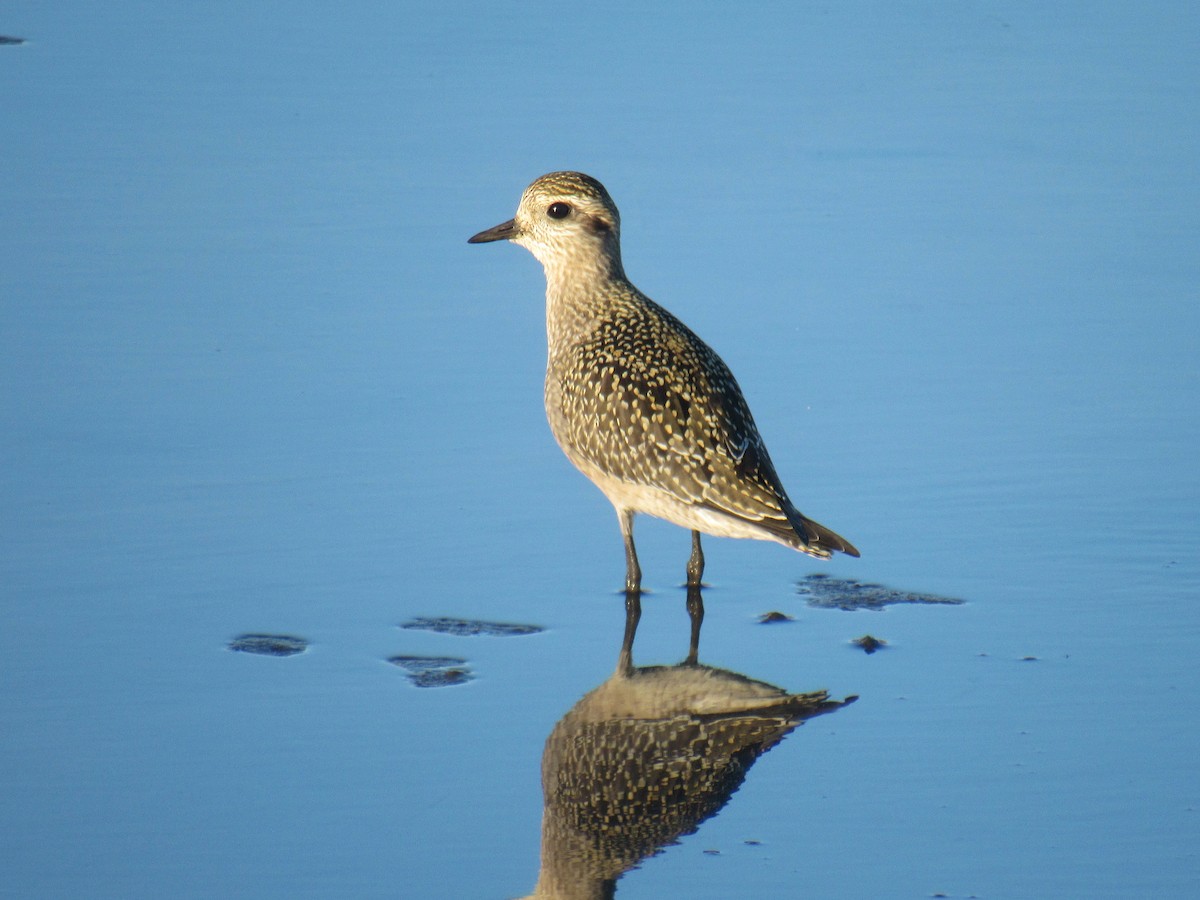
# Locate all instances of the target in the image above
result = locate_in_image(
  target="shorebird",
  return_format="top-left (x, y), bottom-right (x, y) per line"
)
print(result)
top-left (469, 172), bottom-right (858, 593)
top-left (520, 664), bottom-right (850, 899)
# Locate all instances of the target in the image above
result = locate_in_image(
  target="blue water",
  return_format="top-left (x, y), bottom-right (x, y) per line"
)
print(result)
top-left (3, 3), bottom-right (1197, 897)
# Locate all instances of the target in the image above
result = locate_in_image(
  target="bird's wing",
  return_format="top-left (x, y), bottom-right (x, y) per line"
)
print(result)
top-left (555, 303), bottom-right (798, 534)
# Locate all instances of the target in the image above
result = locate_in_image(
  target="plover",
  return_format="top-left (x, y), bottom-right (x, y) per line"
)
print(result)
top-left (470, 172), bottom-right (858, 593)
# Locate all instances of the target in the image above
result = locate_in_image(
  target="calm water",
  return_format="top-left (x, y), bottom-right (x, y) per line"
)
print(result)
top-left (3, 3), bottom-right (1198, 898)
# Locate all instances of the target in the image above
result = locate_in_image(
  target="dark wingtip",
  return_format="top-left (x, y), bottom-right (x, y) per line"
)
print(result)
top-left (833, 533), bottom-right (861, 558)
top-left (794, 513), bottom-right (860, 559)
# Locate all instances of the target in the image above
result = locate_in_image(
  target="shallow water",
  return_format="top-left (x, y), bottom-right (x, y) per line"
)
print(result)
top-left (3, 3), bottom-right (1198, 898)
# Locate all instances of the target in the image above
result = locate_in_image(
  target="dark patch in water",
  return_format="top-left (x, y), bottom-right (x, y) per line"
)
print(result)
top-left (0, 36), bottom-right (26, 45)
top-left (757, 610), bottom-right (794, 624)
top-left (799, 574), bottom-right (964, 611)
top-left (229, 633), bottom-right (308, 656)
top-left (400, 616), bottom-right (543, 637)
top-left (388, 654), bottom-right (472, 687)
top-left (853, 634), bottom-right (887, 654)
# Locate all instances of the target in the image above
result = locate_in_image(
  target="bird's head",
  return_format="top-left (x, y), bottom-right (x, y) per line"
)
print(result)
top-left (469, 171), bottom-right (623, 278)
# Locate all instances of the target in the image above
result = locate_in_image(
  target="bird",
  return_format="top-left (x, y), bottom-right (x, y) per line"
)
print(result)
top-left (469, 171), bottom-right (858, 594)
top-left (520, 663), bottom-right (851, 899)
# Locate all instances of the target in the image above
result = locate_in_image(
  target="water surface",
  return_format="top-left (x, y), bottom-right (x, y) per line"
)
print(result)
top-left (3, 3), bottom-right (1198, 898)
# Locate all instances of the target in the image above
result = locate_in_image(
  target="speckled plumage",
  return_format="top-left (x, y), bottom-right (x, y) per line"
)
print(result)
top-left (518, 662), bottom-right (851, 898)
top-left (470, 172), bottom-right (858, 592)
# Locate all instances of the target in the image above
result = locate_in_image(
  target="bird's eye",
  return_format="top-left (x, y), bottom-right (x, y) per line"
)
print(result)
top-left (547, 202), bottom-right (571, 219)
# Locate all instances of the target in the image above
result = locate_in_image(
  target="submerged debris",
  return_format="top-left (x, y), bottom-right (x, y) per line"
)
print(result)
top-left (799, 574), bottom-right (964, 611)
top-left (853, 634), bottom-right (887, 654)
top-left (228, 633), bottom-right (308, 657)
top-left (757, 611), bottom-right (794, 624)
top-left (400, 616), bottom-right (543, 637)
top-left (388, 655), bottom-right (472, 687)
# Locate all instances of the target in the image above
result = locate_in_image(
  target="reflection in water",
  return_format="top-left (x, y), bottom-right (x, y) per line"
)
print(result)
top-left (519, 588), bottom-right (855, 899)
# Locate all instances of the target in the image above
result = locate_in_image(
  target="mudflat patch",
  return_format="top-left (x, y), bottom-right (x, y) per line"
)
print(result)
top-left (228, 634), bottom-right (309, 656)
top-left (388, 655), bottom-right (472, 687)
top-left (399, 617), bottom-right (543, 637)
top-left (798, 574), bottom-right (964, 611)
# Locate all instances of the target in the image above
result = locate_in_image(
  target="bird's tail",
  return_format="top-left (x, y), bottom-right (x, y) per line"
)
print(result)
top-left (788, 510), bottom-right (860, 559)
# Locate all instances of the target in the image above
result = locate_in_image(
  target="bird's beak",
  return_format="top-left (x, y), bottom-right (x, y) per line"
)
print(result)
top-left (468, 218), bottom-right (519, 244)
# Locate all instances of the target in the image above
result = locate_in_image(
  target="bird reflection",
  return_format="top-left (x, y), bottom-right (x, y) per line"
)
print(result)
top-left (518, 587), bottom-right (855, 899)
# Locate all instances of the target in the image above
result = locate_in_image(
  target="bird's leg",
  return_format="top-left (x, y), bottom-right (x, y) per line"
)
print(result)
top-left (685, 583), bottom-right (704, 665)
top-left (617, 588), bottom-right (642, 675)
top-left (686, 530), bottom-right (705, 588)
top-left (619, 509), bottom-right (642, 594)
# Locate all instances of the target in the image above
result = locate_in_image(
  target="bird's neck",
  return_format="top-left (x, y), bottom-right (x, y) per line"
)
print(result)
top-left (539, 242), bottom-right (626, 291)
top-left (542, 252), bottom-right (632, 356)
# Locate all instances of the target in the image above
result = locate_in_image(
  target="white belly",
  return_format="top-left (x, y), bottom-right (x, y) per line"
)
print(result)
top-left (566, 453), bottom-right (792, 546)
